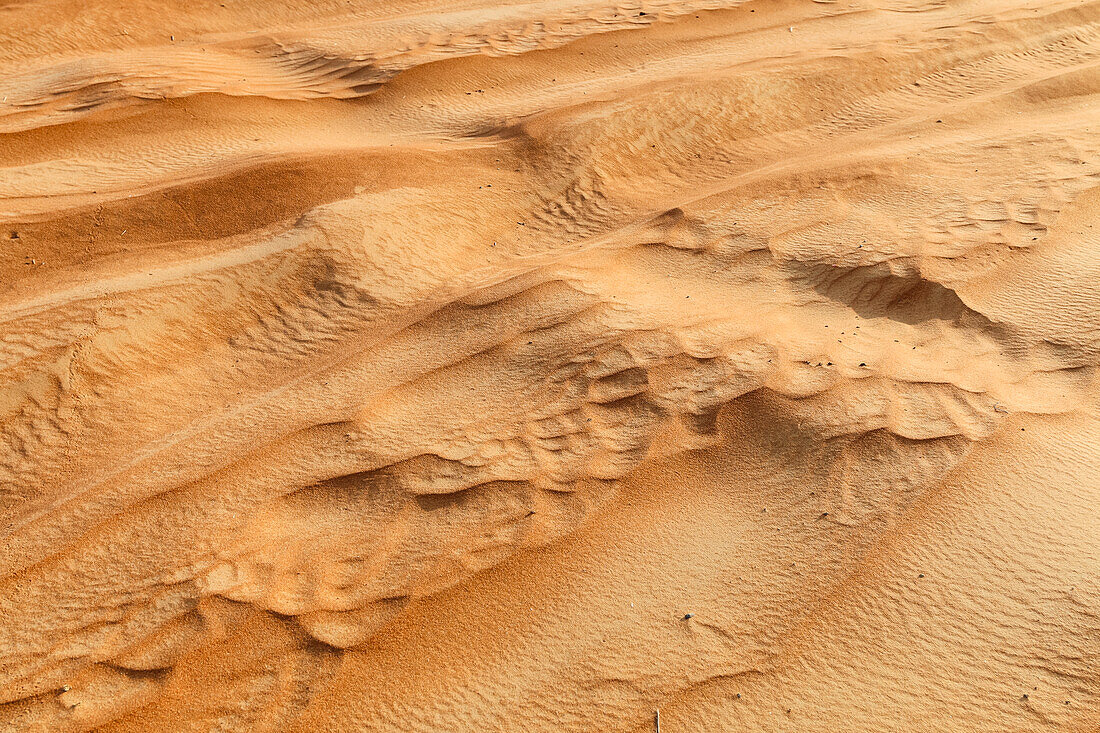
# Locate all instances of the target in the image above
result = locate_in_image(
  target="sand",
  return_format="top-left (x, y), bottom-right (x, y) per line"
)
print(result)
top-left (2, 0), bottom-right (1100, 730)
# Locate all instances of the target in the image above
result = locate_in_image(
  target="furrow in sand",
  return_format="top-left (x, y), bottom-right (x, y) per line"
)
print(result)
top-left (3, 0), bottom-right (1100, 730)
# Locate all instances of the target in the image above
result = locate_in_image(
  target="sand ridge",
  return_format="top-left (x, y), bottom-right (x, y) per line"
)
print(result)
top-left (1, 0), bottom-right (1100, 730)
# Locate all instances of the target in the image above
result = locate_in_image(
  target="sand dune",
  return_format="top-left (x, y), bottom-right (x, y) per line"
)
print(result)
top-left (2, 0), bottom-right (1100, 730)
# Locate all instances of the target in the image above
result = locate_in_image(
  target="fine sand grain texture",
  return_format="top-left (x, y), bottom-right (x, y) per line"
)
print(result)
top-left (3, 0), bottom-right (1100, 731)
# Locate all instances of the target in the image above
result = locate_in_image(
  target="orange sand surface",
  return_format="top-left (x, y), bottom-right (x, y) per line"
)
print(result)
top-left (2, 0), bottom-right (1100, 730)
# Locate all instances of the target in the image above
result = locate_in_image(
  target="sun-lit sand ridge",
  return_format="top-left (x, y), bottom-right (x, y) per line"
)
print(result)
top-left (2, 0), bottom-right (1100, 730)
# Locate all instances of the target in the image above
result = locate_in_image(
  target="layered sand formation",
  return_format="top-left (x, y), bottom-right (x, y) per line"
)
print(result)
top-left (2, 0), bottom-right (1100, 730)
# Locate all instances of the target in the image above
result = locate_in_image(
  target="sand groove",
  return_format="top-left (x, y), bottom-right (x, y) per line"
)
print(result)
top-left (2, 0), bottom-right (1100, 731)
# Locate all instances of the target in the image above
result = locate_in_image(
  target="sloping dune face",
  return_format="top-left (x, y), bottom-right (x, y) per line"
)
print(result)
top-left (3, 0), bottom-right (1100, 730)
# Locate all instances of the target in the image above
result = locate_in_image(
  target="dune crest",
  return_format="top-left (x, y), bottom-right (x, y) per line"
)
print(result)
top-left (2, 0), bottom-right (1100, 730)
